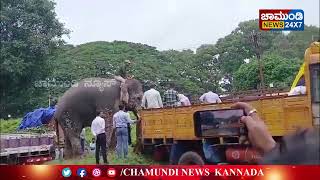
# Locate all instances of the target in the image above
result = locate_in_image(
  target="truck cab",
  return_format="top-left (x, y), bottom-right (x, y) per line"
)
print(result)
top-left (306, 42), bottom-right (320, 126)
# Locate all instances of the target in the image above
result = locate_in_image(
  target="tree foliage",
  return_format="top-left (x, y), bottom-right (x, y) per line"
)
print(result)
top-left (1, 1), bottom-right (319, 118)
top-left (0, 0), bottom-right (68, 117)
top-left (234, 54), bottom-right (301, 90)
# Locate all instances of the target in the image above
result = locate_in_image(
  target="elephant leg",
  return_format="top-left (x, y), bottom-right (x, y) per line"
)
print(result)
top-left (67, 114), bottom-right (83, 158)
top-left (98, 106), bottom-right (116, 150)
top-left (64, 136), bottom-right (72, 159)
top-left (109, 130), bottom-right (117, 150)
top-left (59, 110), bottom-right (82, 159)
top-left (63, 129), bottom-right (82, 159)
top-left (67, 131), bottom-right (82, 158)
top-left (106, 101), bottom-right (120, 149)
top-left (58, 111), bottom-right (72, 159)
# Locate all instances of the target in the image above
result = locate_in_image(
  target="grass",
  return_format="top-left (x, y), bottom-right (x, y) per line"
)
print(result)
top-left (1, 114), bottom-right (157, 165)
top-left (45, 146), bottom-right (157, 165)
top-left (46, 124), bottom-right (158, 165)
top-left (0, 118), bottom-right (21, 133)
top-left (0, 118), bottom-right (52, 134)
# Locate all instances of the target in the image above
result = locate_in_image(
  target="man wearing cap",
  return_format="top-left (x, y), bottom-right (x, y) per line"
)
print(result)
top-left (118, 60), bottom-right (133, 79)
top-left (115, 60), bottom-right (133, 104)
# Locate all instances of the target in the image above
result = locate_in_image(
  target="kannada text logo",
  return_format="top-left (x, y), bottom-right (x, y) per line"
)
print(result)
top-left (259, 9), bottom-right (304, 31)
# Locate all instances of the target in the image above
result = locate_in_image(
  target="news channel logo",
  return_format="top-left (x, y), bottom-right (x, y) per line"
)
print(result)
top-left (61, 167), bottom-right (72, 178)
top-left (77, 168), bottom-right (87, 178)
top-left (259, 9), bottom-right (304, 31)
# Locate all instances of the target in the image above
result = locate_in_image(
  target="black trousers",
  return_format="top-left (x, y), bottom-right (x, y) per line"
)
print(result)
top-left (95, 133), bottom-right (107, 164)
top-left (127, 123), bottom-right (132, 145)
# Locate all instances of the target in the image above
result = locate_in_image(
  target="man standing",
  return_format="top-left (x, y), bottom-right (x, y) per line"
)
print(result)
top-left (199, 91), bottom-right (222, 104)
top-left (91, 111), bottom-right (108, 164)
top-left (113, 104), bottom-right (137, 159)
top-left (163, 82), bottom-right (179, 107)
top-left (80, 128), bottom-right (86, 154)
top-left (288, 85), bottom-right (306, 96)
top-left (118, 59), bottom-right (133, 79)
top-left (124, 106), bottom-right (132, 146)
top-left (141, 83), bottom-right (163, 109)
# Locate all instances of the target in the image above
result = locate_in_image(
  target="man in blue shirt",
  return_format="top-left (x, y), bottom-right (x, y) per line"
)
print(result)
top-left (113, 104), bottom-right (137, 159)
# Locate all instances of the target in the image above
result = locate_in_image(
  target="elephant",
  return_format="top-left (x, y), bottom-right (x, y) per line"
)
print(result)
top-left (54, 77), bottom-right (143, 159)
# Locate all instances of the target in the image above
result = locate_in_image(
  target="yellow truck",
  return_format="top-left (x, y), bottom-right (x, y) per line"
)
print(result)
top-left (138, 42), bottom-right (320, 164)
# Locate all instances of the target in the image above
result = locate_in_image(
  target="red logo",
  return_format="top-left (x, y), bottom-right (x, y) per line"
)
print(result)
top-left (92, 168), bottom-right (101, 177)
top-left (259, 9), bottom-right (304, 31)
top-left (107, 168), bottom-right (116, 178)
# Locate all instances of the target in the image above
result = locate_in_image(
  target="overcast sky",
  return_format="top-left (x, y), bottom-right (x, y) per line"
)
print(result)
top-left (55, 0), bottom-right (319, 50)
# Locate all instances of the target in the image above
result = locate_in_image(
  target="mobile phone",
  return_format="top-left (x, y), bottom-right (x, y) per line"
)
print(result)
top-left (194, 109), bottom-right (246, 137)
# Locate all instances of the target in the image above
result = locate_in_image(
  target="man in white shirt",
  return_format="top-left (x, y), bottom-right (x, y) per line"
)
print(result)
top-left (91, 111), bottom-right (108, 164)
top-left (288, 86), bottom-right (306, 96)
top-left (80, 128), bottom-right (86, 154)
top-left (89, 138), bottom-right (96, 152)
top-left (178, 94), bottom-right (191, 106)
top-left (199, 91), bottom-right (222, 104)
top-left (141, 83), bottom-right (163, 109)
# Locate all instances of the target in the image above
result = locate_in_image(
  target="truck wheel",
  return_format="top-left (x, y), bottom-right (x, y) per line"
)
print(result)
top-left (8, 155), bottom-right (18, 165)
top-left (153, 146), bottom-right (169, 161)
top-left (178, 151), bottom-right (205, 165)
top-left (142, 145), bottom-right (153, 154)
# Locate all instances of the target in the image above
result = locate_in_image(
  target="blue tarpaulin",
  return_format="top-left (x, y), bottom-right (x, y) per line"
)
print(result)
top-left (18, 106), bottom-right (56, 130)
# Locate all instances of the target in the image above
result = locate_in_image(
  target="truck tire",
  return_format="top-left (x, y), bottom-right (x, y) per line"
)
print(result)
top-left (153, 146), bottom-right (169, 161)
top-left (178, 151), bottom-right (205, 165)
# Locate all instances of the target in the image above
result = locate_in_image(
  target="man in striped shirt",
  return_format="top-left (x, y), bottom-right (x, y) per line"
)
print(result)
top-left (163, 82), bottom-right (179, 107)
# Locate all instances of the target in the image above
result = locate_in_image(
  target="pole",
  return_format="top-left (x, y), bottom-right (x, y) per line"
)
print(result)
top-left (48, 94), bottom-right (51, 107)
top-left (251, 31), bottom-right (265, 94)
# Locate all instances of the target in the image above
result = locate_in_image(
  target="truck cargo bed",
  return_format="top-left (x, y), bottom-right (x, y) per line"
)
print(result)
top-left (0, 133), bottom-right (55, 157)
top-left (140, 94), bottom-right (312, 144)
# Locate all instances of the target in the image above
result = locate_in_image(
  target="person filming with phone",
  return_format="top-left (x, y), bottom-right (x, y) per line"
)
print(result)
top-left (232, 102), bottom-right (319, 164)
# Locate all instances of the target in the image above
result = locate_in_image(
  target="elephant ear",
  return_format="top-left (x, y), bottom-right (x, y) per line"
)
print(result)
top-left (126, 79), bottom-right (143, 94)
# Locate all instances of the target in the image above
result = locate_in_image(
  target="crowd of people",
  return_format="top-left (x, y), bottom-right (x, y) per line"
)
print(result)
top-left (141, 82), bottom-right (222, 109)
top-left (89, 104), bottom-right (138, 164)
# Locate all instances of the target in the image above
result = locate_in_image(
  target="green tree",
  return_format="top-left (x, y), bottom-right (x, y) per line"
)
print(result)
top-left (161, 49), bottom-right (202, 94)
top-left (0, 0), bottom-right (68, 118)
top-left (268, 25), bottom-right (320, 59)
top-left (194, 44), bottom-right (222, 92)
top-left (234, 54), bottom-right (301, 91)
top-left (1, 10), bottom-right (318, 118)
top-left (210, 20), bottom-right (283, 89)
